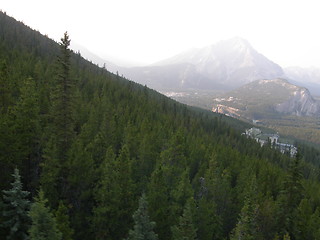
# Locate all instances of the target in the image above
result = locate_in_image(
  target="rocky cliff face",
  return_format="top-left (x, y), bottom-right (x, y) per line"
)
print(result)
top-left (212, 79), bottom-right (320, 118)
top-left (275, 88), bottom-right (320, 116)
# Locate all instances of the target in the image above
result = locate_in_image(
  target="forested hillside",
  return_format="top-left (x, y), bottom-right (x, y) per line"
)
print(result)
top-left (1, 11), bottom-right (320, 240)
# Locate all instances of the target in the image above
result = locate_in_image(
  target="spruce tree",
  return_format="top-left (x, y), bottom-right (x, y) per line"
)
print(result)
top-left (126, 193), bottom-right (158, 240)
top-left (148, 165), bottom-right (172, 240)
top-left (41, 32), bottom-right (75, 206)
top-left (11, 77), bottom-right (40, 191)
top-left (28, 190), bottom-right (62, 240)
top-left (0, 59), bottom-right (11, 113)
top-left (93, 145), bottom-right (135, 239)
top-left (92, 147), bottom-right (117, 239)
top-left (229, 196), bottom-right (258, 240)
top-left (230, 177), bottom-right (259, 240)
top-left (1, 168), bottom-right (30, 240)
top-left (51, 31), bottom-right (74, 160)
top-left (277, 154), bottom-right (303, 236)
top-left (171, 198), bottom-right (197, 240)
top-left (54, 201), bottom-right (74, 240)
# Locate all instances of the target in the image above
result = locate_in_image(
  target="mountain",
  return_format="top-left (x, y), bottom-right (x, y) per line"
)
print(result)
top-left (213, 78), bottom-right (320, 119)
top-left (71, 41), bottom-right (121, 73)
top-left (122, 37), bottom-right (284, 91)
top-left (284, 66), bottom-right (320, 95)
top-left (120, 63), bottom-right (220, 90)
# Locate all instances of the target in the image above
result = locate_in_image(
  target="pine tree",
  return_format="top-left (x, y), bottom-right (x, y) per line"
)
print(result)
top-left (1, 168), bottom-right (30, 240)
top-left (230, 177), bottom-right (259, 240)
top-left (11, 77), bottom-right (40, 190)
top-left (93, 145), bottom-right (135, 240)
top-left (51, 31), bottom-right (75, 159)
top-left (230, 195), bottom-right (259, 240)
top-left (126, 193), bottom-right (158, 240)
top-left (92, 146), bottom-right (117, 239)
top-left (171, 169), bottom-right (194, 219)
top-left (148, 165), bottom-right (172, 240)
top-left (196, 198), bottom-right (222, 240)
top-left (171, 198), bottom-right (197, 240)
top-left (277, 154), bottom-right (304, 235)
top-left (41, 32), bottom-right (75, 206)
top-left (0, 59), bottom-right (11, 113)
top-left (28, 190), bottom-right (62, 240)
top-left (54, 201), bottom-right (74, 240)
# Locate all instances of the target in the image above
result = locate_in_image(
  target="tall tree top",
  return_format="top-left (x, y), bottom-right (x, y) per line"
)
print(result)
top-left (60, 32), bottom-right (70, 50)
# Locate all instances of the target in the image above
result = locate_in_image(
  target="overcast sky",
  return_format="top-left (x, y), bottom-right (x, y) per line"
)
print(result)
top-left (2, 0), bottom-right (320, 67)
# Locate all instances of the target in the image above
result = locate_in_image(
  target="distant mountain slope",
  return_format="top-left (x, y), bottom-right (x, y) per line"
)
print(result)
top-left (121, 63), bottom-right (225, 90)
top-left (213, 78), bottom-right (320, 119)
top-left (122, 37), bottom-right (284, 90)
top-left (284, 66), bottom-right (320, 96)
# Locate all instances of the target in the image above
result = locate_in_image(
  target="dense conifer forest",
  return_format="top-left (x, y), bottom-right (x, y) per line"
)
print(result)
top-left (2, 11), bottom-right (320, 239)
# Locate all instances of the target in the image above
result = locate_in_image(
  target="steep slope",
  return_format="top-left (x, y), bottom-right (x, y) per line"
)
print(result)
top-left (122, 37), bottom-right (284, 90)
top-left (213, 78), bottom-right (320, 118)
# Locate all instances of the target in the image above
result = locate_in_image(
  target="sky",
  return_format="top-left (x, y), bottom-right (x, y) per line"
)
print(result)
top-left (2, 0), bottom-right (320, 67)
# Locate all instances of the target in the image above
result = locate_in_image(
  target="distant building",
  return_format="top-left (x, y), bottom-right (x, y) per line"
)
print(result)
top-left (244, 127), bottom-right (297, 157)
top-left (252, 119), bottom-right (262, 125)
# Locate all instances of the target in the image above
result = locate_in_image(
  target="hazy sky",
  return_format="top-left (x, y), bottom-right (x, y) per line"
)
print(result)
top-left (2, 0), bottom-right (320, 67)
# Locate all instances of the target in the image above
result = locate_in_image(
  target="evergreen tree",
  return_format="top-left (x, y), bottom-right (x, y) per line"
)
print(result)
top-left (93, 145), bottom-right (135, 240)
top-left (171, 169), bottom-right (194, 218)
top-left (229, 196), bottom-right (258, 240)
top-left (310, 207), bottom-right (320, 240)
top-left (1, 168), bottom-right (30, 240)
top-left (0, 59), bottom-right (11, 113)
top-left (230, 177), bottom-right (260, 240)
top-left (126, 193), bottom-right (158, 240)
top-left (92, 147), bottom-right (117, 239)
top-left (11, 77), bottom-right (40, 191)
top-left (196, 198), bottom-right (222, 240)
top-left (171, 198), bottom-right (197, 240)
top-left (28, 190), bottom-right (62, 240)
top-left (276, 153), bottom-right (304, 236)
top-left (54, 201), bottom-right (74, 240)
top-left (148, 165), bottom-right (172, 240)
top-left (294, 198), bottom-right (312, 240)
top-left (41, 32), bottom-right (75, 206)
top-left (51, 31), bottom-right (75, 159)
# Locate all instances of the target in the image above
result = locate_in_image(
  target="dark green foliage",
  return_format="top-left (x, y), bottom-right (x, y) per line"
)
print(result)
top-left (171, 198), bottom-right (197, 240)
top-left (0, 59), bottom-right (11, 113)
top-left (92, 147), bottom-right (118, 239)
top-left (51, 31), bottom-right (74, 159)
top-left (41, 31), bottom-right (75, 208)
top-left (230, 177), bottom-right (260, 240)
top-left (148, 165), bottom-right (172, 240)
top-left (1, 168), bottom-right (30, 240)
top-left (126, 193), bottom-right (158, 240)
top-left (195, 198), bottom-right (222, 240)
top-left (29, 190), bottom-right (62, 240)
top-left (54, 201), bottom-right (74, 240)
top-left (2, 11), bottom-right (320, 240)
top-left (10, 77), bottom-right (41, 192)
top-left (230, 196), bottom-right (259, 240)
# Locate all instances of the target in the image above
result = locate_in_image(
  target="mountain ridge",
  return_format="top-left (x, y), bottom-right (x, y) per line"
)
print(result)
top-left (121, 37), bottom-right (285, 91)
